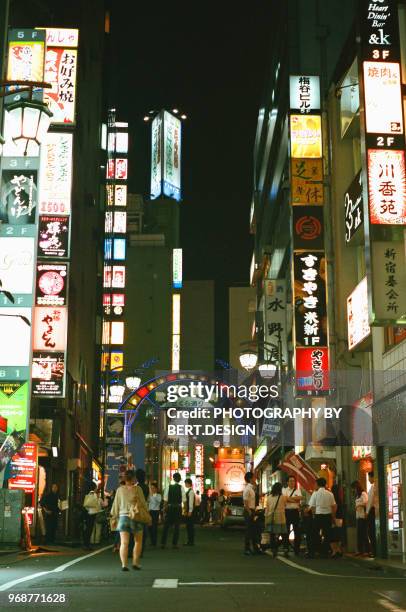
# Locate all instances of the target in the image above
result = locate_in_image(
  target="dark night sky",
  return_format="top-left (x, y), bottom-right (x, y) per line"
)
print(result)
top-left (108, 2), bottom-right (276, 285)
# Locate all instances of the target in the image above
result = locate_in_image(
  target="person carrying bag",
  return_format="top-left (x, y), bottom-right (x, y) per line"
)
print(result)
top-left (265, 482), bottom-right (290, 558)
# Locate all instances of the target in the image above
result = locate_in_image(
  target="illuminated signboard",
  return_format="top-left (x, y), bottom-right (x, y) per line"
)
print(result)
top-left (7, 29), bottom-right (45, 83)
top-left (38, 215), bottom-right (70, 258)
top-left (290, 115), bottom-right (322, 158)
top-left (292, 206), bottom-right (324, 250)
top-left (33, 306), bottom-right (68, 351)
top-left (44, 47), bottom-right (78, 125)
top-left (9, 442), bottom-right (37, 494)
top-left (291, 159), bottom-right (324, 205)
top-left (111, 322), bottom-right (124, 345)
top-left (295, 347), bottom-right (329, 393)
top-left (289, 75), bottom-right (320, 114)
top-left (106, 416), bottom-right (124, 444)
top-left (344, 171), bottom-right (363, 243)
top-left (103, 293), bottom-right (125, 316)
top-left (173, 294), bottom-right (181, 334)
top-left (0, 308), bottom-right (31, 366)
top-left (103, 265), bottom-right (125, 289)
top-left (113, 239), bottom-right (126, 261)
top-left (151, 114), bottom-right (162, 198)
top-left (293, 252), bottom-right (327, 347)
top-left (105, 212), bottom-right (113, 233)
top-left (39, 132), bottom-right (73, 215)
top-left (253, 439), bottom-right (268, 469)
top-left (44, 28), bottom-right (79, 48)
top-left (0, 382), bottom-right (29, 434)
top-left (352, 392), bottom-right (373, 456)
top-left (360, 0), bottom-right (400, 62)
top-left (347, 277), bottom-right (371, 350)
top-left (36, 263), bottom-right (67, 306)
top-left (172, 335), bottom-right (180, 371)
top-left (0, 169), bottom-right (38, 224)
top-left (264, 279), bottom-right (288, 365)
top-left (367, 149), bottom-right (406, 225)
top-left (194, 443), bottom-right (204, 476)
top-left (0, 237), bottom-right (35, 295)
top-left (113, 211), bottom-right (127, 234)
top-left (173, 249), bottom-right (182, 288)
top-left (363, 62), bottom-right (403, 136)
top-left (163, 111), bottom-right (181, 200)
top-left (387, 460), bottom-right (401, 531)
top-left (372, 242), bottom-right (406, 322)
top-left (115, 185), bottom-right (127, 206)
top-left (115, 159), bottom-right (127, 180)
top-left (32, 351), bottom-right (65, 396)
top-left (115, 132), bottom-right (128, 154)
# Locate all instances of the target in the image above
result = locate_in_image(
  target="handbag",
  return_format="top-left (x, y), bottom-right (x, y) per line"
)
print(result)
top-left (129, 489), bottom-right (152, 526)
top-left (265, 495), bottom-right (281, 528)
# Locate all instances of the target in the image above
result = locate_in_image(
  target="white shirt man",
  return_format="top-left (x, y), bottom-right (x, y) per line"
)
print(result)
top-left (309, 486), bottom-right (336, 515)
top-left (283, 477), bottom-right (303, 555)
top-left (282, 481), bottom-right (303, 510)
top-left (243, 481), bottom-right (256, 511)
top-left (184, 479), bottom-right (195, 546)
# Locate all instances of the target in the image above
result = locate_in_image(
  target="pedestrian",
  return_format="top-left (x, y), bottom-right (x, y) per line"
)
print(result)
top-left (210, 491), bottom-right (219, 523)
top-left (243, 472), bottom-right (261, 556)
top-left (330, 478), bottom-right (345, 558)
top-left (112, 481), bottom-right (125, 552)
top-left (83, 482), bottom-right (102, 550)
top-left (148, 482), bottom-right (161, 546)
top-left (40, 483), bottom-right (60, 544)
top-left (110, 469), bottom-right (148, 571)
top-left (302, 503), bottom-right (316, 558)
top-left (199, 490), bottom-right (209, 524)
top-left (309, 477), bottom-right (337, 558)
top-left (193, 490), bottom-right (201, 522)
top-left (218, 489), bottom-right (227, 522)
top-left (135, 469), bottom-right (149, 557)
top-left (351, 480), bottom-right (369, 556)
top-left (366, 471), bottom-right (377, 557)
top-left (265, 482), bottom-right (290, 558)
top-left (184, 478), bottom-right (195, 546)
top-left (282, 475), bottom-right (303, 556)
top-left (161, 472), bottom-right (186, 549)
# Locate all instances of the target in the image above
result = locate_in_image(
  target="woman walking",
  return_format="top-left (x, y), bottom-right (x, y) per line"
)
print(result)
top-left (110, 469), bottom-right (149, 571)
top-left (265, 482), bottom-right (290, 558)
top-left (351, 480), bottom-right (369, 556)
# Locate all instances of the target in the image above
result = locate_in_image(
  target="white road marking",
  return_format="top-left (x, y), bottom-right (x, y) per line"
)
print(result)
top-left (0, 545), bottom-right (111, 592)
top-left (275, 555), bottom-right (324, 576)
top-left (375, 591), bottom-right (406, 612)
top-left (153, 579), bottom-right (179, 588)
top-left (179, 582), bottom-right (275, 586)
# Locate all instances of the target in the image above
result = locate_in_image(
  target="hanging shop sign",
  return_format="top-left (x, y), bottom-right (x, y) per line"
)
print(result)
top-left (0, 169), bottom-right (38, 225)
top-left (347, 277), bottom-right (371, 350)
top-left (173, 248), bottom-right (182, 289)
top-left (345, 171), bottom-right (363, 243)
top-left (194, 443), bottom-right (204, 476)
top-left (290, 115), bottom-right (322, 159)
top-left (292, 206), bottom-right (324, 250)
top-left (0, 236), bottom-right (35, 297)
top-left (44, 28), bottom-right (79, 48)
top-left (295, 347), bottom-right (329, 393)
top-left (39, 132), bottom-right (73, 215)
top-left (36, 262), bottom-right (67, 306)
top-left (38, 215), bottom-right (70, 258)
top-left (33, 306), bottom-right (67, 351)
top-left (289, 75), bottom-right (320, 114)
top-left (8, 442), bottom-right (37, 494)
top-left (293, 252), bottom-right (327, 347)
top-left (363, 62), bottom-right (403, 139)
top-left (367, 149), bottom-right (406, 225)
top-left (106, 415), bottom-right (125, 445)
top-left (115, 184), bottom-right (127, 207)
top-left (352, 392), bottom-right (373, 454)
top-left (360, 0), bottom-right (400, 62)
top-left (264, 279), bottom-right (288, 365)
top-left (163, 111), bottom-right (181, 200)
top-left (0, 382), bottom-right (29, 435)
top-left (31, 351), bottom-right (65, 397)
top-left (7, 29), bottom-right (45, 84)
top-left (371, 242), bottom-right (406, 323)
top-left (44, 47), bottom-right (78, 125)
top-left (151, 114), bottom-right (162, 198)
top-left (291, 159), bottom-right (324, 205)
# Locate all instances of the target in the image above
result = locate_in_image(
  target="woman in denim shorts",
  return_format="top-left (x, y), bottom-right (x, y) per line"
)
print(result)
top-left (111, 469), bottom-right (148, 571)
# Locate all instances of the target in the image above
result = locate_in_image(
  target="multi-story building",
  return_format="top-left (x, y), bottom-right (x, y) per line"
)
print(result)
top-left (248, 0), bottom-right (406, 559)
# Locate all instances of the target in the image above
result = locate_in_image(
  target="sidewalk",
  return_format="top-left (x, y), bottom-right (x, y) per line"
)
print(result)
top-left (345, 552), bottom-right (406, 575)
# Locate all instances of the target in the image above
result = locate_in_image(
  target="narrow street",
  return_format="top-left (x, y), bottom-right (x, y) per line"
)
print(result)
top-left (1, 528), bottom-right (406, 612)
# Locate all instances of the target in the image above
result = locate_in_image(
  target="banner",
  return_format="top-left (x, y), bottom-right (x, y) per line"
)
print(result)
top-left (278, 451), bottom-right (317, 492)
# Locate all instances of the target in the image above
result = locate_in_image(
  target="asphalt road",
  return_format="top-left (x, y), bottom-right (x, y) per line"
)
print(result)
top-left (1, 527), bottom-right (406, 612)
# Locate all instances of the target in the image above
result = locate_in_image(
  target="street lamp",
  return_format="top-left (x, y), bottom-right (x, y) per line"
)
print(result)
top-left (0, 80), bottom-right (53, 155)
top-left (239, 350), bottom-right (258, 371)
top-left (258, 362), bottom-right (278, 378)
top-left (125, 375), bottom-right (141, 391)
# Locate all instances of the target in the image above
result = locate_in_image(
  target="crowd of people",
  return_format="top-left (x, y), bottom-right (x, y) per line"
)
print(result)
top-left (38, 468), bottom-right (378, 568)
top-left (242, 470), bottom-right (378, 560)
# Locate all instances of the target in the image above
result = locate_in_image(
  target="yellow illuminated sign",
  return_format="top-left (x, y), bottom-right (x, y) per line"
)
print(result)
top-left (290, 114), bottom-right (322, 158)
